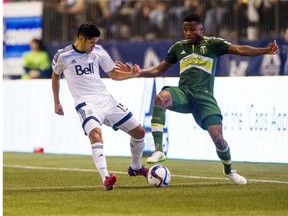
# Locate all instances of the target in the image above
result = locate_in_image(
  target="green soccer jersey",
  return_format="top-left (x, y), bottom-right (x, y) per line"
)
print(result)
top-left (165, 36), bottom-right (231, 95)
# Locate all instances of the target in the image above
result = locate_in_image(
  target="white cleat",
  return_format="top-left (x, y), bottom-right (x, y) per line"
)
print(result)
top-left (226, 170), bottom-right (247, 185)
top-left (146, 151), bottom-right (166, 164)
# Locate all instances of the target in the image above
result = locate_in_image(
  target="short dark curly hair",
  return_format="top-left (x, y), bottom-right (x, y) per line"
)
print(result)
top-left (183, 14), bottom-right (202, 24)
top-left (77, 22), bottom-right (101, 38)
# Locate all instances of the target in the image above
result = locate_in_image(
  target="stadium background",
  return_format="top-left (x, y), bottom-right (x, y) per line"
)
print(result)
top-left (3, 0), bottom-right (288, 78)
top-left (3, 0), bottom-right (288, 163)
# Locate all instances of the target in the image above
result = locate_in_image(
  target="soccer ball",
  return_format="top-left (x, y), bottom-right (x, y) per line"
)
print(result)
top-left (147, 165), bottom-right (171, 187)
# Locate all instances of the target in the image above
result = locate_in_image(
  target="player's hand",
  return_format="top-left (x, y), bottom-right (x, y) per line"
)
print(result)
top-left (131, 64), bottom-right (142, 77)
top-left (267, 40), bottom-right (279, 54)
top-left (115, 61), bottom-right (132, 72)
top-left (55, 103), bottom-right (64, 115)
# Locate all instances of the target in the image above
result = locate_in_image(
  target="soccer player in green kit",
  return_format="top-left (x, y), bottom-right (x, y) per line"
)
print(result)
top-left (123, 13), bottom-right (279, 185)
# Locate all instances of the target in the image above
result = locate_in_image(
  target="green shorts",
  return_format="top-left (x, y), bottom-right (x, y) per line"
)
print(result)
top-left (162, 86), bottom-right (222, 130)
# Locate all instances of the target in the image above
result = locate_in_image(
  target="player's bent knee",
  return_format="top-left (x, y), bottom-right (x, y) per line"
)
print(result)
top-left (129, 125), bottom-right (145, 139)
top-left (155, 91), bottom-right (172, 108)
top-left (135, 125), bottom-right (145, 139)
top-left (88, 128), bottom-right (103, 143)
top-left (138, 125), bottom-right (146, 138)
top-left (154, 94), bottom-right (165, 107)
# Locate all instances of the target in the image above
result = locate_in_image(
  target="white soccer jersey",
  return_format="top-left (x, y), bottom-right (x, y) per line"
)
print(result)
top-left (52, 44), bottom-right (115, 105)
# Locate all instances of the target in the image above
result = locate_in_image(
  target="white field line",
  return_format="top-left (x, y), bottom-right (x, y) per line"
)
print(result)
top-left (4, 164), bottom-right (288, 186)
top-left (4, 182), bottom-right (228, 191)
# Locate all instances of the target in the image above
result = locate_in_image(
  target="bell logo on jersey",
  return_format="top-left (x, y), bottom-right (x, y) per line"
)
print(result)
top-left (75, 63), bottom-right (94, 75)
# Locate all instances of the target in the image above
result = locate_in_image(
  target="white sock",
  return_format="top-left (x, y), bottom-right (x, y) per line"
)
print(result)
top-left (130, 137), bottom-right (145, 170)
top-left (91, 142), bottom-right (109, 183)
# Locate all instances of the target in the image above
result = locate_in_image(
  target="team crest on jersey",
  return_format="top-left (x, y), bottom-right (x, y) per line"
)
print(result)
top-left (90, 53), bottom-right (97, 60)
top-left (200, 46), bottom-right (207, 54)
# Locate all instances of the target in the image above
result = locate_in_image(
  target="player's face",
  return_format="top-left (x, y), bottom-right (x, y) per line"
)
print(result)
top-left (83, 37), bottom-right (99, 53)
top-left (183, 21), bottom-right (203, 44)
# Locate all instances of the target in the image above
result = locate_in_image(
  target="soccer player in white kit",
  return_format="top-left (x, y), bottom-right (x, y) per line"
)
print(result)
top-left (51, 22), bottom-right (147, 190)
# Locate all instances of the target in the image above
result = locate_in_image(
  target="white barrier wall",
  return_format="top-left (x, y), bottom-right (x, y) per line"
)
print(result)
top-left (3, 77), bottom-right (288, 163)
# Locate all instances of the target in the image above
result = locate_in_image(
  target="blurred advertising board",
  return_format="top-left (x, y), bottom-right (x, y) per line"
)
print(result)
top-left (3, 2), bottom-right (43, 77)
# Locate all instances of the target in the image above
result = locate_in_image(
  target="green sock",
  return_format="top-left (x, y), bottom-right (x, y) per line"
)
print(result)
top-left (152, 132), bottom-right (163, 152)
top-left (216, 145), bottom-right (232, 174)
top-left (151, 106), bottom-right (166, 152)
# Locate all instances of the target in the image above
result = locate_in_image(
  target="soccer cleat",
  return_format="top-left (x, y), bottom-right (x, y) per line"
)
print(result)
top-left (146, 151), bottom-right (166, 164)
top-left (104, 174), bottom-right (117, 190)
top-left (128, 166), bottom-right (148, 178)
top-left (225, 170), bottom-right (247, 185)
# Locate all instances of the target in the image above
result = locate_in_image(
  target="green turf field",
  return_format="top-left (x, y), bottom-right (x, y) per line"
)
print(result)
top-left (3, 152), bottom-right (288, 216)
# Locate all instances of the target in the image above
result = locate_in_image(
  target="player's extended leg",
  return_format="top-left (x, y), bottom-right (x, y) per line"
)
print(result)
top-left (147, 90), bottom-right (172, 164)
top-left (127, 125), bottom-right (148, 178)
top-left (88, 127), bottom-right (116, 190)
top-left (108, 102), bottom-right (148, 180)
top-left (76, 102), bottom-right (116, 190)
top-left (207, 122), bottom-right (247, 185)
top-left (151, 105), bottom-right (166, 153)
top-left (146, 105), bottom-right (167, 164)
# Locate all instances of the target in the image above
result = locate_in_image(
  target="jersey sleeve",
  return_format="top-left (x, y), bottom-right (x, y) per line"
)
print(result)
top-left (52, 50), bottom-right (64, 75)
top-left (98, 47), bottom-right (115, 73)
top-left (213, 37), bottom-right (231, 56)
top-left (164, 42), bottom-right (179, 64)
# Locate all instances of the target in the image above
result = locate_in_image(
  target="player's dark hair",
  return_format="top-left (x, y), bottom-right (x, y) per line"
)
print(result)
top-left (77, 22), bottom-right (101, 38)
top-left (183, 14), bottom-right (202, 24)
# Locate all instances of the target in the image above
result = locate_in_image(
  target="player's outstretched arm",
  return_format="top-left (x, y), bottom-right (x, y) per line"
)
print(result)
top-left (115, 61), bottom-right (132, 72)
top-left (108, 63), bottom-right (142, 80)
top-left (52, 72), bottom-right (64, 116)
top-left (140, 60), bottom-right (172, 78)
top-left (266, 40), bottom-right (279, 54)
top-left (228, 40), bottom-right (279, 56)
top-left (113, 60), bottom-right (173, 79)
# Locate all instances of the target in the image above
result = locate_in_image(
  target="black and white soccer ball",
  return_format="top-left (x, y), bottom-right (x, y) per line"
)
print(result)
top-left (147, 165), bottom-right (171, 187)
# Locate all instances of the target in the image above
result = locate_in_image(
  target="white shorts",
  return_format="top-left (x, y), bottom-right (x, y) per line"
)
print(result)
top-left (75, 98), bottom-right (139, 136)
